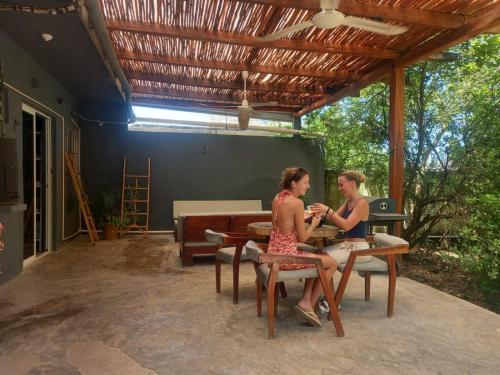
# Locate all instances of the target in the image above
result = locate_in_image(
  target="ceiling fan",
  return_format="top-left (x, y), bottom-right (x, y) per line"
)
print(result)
top-left (258, 0), bottom-right (408, 42)
top-left (202, 71), bottom-right (279, 130)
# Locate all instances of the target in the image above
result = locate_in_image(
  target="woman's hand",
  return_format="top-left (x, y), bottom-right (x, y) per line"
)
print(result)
top-left (311, 203), bottom-right (328, 216)
top-left (311, 215), bottom-right (321, 229)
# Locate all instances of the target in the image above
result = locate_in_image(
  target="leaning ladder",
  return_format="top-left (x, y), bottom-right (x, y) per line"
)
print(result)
top-left (120, 157), bottom-right (151, 236)
top-left (64, 151), bottom-right (99, 245)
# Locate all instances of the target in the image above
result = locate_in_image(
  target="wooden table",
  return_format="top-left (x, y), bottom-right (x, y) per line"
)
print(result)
top-left (247, 222), bottom-right (338, 249)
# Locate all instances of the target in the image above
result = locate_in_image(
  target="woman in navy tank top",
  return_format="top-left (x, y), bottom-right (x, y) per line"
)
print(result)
top-left (312, 170), bottom-right (372, 265)
top-left (312, 170), bottom-right (372, 313)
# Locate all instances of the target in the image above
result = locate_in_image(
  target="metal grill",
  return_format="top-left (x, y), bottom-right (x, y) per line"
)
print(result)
top-left (365, 197), bottom-right (407, 233)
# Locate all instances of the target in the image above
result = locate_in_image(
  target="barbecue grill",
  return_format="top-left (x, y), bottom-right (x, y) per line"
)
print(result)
top-left (365, 197), bottom-right (407, 234)
top-left (365, 196), bottom-right (407, 275)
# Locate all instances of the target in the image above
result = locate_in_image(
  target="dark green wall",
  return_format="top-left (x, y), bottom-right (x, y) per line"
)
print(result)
top-left (80, 119), bottom-right (325, 230)
top-left (0, 30), bottom-right (79, 284)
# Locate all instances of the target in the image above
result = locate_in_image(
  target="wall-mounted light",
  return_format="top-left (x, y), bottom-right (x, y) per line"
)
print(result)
top-left (41, 33), bottom-right (54, 42)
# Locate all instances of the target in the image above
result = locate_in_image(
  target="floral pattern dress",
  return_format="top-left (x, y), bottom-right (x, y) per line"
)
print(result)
top-left (267, 190), bottom-right (314, 270)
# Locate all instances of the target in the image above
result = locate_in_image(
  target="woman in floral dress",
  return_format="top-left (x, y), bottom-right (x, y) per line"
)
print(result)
top-left (267, 167), bottom-right (337, 327)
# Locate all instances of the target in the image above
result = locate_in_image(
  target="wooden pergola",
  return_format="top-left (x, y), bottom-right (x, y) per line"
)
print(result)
top-left (97, 0), bottom-right (500, 233)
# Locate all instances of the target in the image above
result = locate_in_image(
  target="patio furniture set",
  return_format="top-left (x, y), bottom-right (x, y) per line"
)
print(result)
top-left (174, 199), bottom-right (409, 338)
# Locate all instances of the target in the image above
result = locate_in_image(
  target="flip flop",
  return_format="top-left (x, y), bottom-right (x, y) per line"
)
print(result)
top-left (294, 304), bottom-right (322, 327)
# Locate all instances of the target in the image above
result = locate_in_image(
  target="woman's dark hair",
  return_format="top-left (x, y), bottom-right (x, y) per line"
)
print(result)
top-left (279, 167), bottom-right (309, 190)
top-left (339, 170), bottom-right (366, 188)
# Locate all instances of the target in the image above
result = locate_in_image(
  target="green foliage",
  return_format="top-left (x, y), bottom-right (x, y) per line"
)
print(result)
top-left (304, 34), bottom-right (500, 303)
top-left (454, 194), bottom-right (500, 307)
top-left (93, 190), bottom-right (128, 227)
top-left (304, 83), bottom-right (390, 199)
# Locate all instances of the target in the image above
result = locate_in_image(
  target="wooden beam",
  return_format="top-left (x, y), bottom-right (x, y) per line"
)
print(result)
top-left (106, 20), bottom-right (398, 59)
top-left (388, 66), bottom-right (405, 236)
top-left (117, 50), bottom-right (359, 80)
top-left (131, 97), bottom-right (300, 113)
top-left (232, 0), bottom-right (468, 29)
top-left (395, 5), bottom-right (500, 67)
top-left (294, 61), bottom-right (391, 116)
top-left (484, 18), bottom-right (500, 34)
top-left (131, 85), bottom-right (310, 106)
top-left (125, 71), bottom-right (327, 94)
top-left (295, 4), bottom-right (500, 116)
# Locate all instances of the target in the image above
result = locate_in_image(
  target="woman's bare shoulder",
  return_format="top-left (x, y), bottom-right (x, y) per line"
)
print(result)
top-left (290, 197), bottom-right (304, 207)
top-left (355, 198), bottom-right (369, 210)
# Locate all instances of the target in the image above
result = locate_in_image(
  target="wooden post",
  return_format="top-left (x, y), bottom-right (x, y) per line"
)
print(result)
top-left (388, 66), bottom-right (405, 236)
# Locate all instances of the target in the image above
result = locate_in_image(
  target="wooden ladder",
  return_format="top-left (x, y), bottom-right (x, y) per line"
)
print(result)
top-left (64, 151), bottom-right (99, 245)
top-left (120, 157), bottom-right (151, 236)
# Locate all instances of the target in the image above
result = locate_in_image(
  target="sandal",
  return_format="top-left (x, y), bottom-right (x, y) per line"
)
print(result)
top-left (294, 304), bottom-right (322, 327)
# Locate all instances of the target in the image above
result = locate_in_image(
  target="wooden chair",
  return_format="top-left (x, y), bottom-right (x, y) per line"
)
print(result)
top-left (245, 240), bottom-right (344, 339)
top-left (334, 233), bottom-right (409, 317)
top-left (204, 229), bottom-right (252, 304)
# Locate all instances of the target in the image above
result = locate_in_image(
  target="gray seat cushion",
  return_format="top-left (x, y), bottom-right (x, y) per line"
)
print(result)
top-left (245, 240), bottom-right (263, 262)
top-left (338, 256), bottom-right (388, 272)
top-left (216, 246), bottom-right (249, 263)
top-left (256, 263), bottom-right (319, 284)
top-left (296, 243), bottom-right (317, 253)
top-left (373, 233), bottom-right (409, 247)
top-left (204, 229), bottom-right (228, 244)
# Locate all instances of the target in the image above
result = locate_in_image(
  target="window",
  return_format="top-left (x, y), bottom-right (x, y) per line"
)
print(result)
top-left (129, 106), bottom-right (294, 136)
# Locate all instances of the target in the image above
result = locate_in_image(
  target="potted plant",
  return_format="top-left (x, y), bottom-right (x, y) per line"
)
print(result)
top-left (103, 214), bottom-right (123, 240)
top-left (96, 190), bottom-right (126, 240)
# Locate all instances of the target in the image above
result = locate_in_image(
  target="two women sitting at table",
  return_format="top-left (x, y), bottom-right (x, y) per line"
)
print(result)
top-left (268, 167), bottom-right (336, 327)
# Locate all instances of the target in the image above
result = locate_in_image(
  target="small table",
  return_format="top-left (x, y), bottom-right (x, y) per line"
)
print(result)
top-left (247, 222), bottom-right (338, 249)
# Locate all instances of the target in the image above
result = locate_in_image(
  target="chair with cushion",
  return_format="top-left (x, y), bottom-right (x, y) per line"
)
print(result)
top-left (334, 233), bottom-right (409, 317)
top-left (245, 240), bottom-right (344, 339)
top-left (204, 229), bottom-right (251, 304)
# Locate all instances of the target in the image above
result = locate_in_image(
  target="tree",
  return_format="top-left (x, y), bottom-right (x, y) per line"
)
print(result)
top-left (305, 34), bottom-right (498, 242)
top-left (304, 34), bottom-right (499, 300)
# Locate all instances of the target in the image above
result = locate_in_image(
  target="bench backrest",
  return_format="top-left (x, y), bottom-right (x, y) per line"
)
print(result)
top-left (173, 200), bottom-right (262, 219)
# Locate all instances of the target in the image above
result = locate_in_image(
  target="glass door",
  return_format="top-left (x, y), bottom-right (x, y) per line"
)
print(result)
top-left (22, 105), bottom-right (52, 263)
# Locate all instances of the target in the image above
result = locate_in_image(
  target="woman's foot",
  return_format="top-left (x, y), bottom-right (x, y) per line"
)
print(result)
top-left (294, 305), bottom-right (322, 327)
top-left (296, 299), bottom-right (313, 313)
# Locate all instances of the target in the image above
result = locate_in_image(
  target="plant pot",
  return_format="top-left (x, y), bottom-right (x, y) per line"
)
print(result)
top-left (103, 223), bottom-right (119, 240)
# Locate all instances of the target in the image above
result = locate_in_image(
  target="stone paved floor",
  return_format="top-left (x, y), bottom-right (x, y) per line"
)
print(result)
top-left (0, 235), bottom-right (499, 374)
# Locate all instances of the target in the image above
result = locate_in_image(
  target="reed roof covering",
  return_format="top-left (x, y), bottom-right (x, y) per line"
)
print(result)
top-left (99, 0), bottom-right (500, 117)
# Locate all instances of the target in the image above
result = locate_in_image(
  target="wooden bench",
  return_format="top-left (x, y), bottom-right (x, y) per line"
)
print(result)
top-left (178, 211), bottom-right (271, 266)
top-left (173, 200), bottom-right (262, 240)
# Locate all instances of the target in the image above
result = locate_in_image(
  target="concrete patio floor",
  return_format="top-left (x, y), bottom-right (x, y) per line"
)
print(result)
top-left (0, 235), bottom-right (499, 375)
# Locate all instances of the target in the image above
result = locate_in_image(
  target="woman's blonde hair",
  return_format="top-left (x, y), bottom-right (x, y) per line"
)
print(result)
top-left (339, 170), bottom-right (366, 188)
top-left (279, 167), bottom-right (309, 190)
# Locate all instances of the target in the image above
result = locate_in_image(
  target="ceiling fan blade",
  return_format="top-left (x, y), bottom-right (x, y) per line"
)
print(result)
top-left (250, 101), bottom-right (279, 107)
top-left (250, 106), bottom-right (300, 113)
top-left (199, 103), bottom-right (239, 109)
top-left (258, 20), bottom-right (314, 42)
top-left (343, 16), bottom-right (408, 35)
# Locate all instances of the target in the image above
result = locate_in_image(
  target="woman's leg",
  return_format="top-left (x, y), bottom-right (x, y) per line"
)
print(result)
top-left (324, 242), bottom-right (350, 265)
top-left (310, 256), bottom-right (336, 307)
top-left (297, 278), bottom-right (316, 311)
top-left (297, 256), bottom-right (336, 311)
